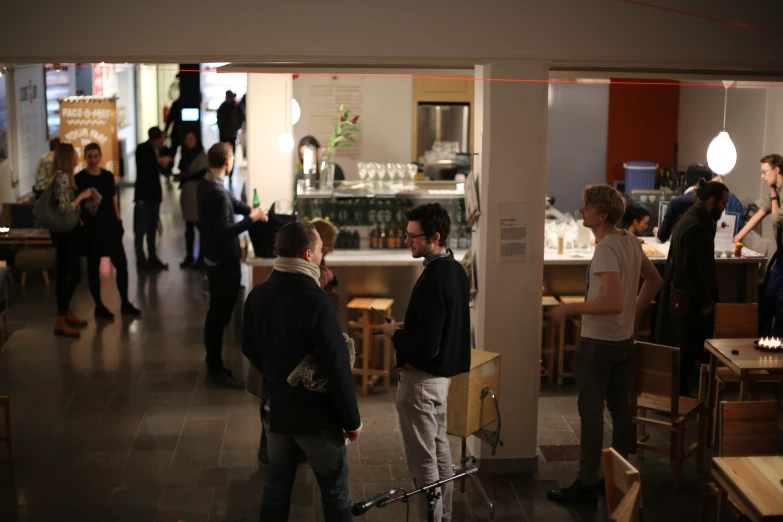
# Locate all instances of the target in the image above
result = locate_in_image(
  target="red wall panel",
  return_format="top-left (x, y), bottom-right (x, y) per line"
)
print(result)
top-left (606, 79), bottom-right (680, 186)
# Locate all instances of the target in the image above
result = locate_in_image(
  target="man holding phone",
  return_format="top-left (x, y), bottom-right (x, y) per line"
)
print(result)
top-left (383, 203), bottom-right (470, 522)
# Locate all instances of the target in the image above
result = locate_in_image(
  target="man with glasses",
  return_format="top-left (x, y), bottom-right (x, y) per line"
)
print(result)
top-left (383, 203), bottom-right (470, 522)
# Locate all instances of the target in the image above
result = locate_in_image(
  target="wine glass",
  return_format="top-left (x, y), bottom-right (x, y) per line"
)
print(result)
top-left (394, 163), bottom-right (405, 183)
top-left (377, 163), bottom-right (388, 183)
top-left (407, 163), bottom-right (418, 182)
top-left (366, 162), bottom-right (377, 183)
top-left (358, 162), bottom-right (367, 182)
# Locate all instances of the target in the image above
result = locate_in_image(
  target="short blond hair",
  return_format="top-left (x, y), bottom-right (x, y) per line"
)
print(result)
top-left (310, 218), bottom-right (338, 245)
top-left (582, 184), bottom-right (626, 223)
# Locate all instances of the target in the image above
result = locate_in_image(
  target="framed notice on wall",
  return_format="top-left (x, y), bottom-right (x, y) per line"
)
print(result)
top-left (59, 97), bottom-right (119, 175)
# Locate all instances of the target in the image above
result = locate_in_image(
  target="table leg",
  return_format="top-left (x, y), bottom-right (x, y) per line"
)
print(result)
top-left (739, 376), bottom-right (749, 402)
top-left (706, 355), bottom-right (718, 447)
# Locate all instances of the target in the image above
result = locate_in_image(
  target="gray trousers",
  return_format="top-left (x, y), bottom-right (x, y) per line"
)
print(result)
top-left (576, 337), bottom-right (634, 486)
top-left (396, 369), bottom-right (453, 522)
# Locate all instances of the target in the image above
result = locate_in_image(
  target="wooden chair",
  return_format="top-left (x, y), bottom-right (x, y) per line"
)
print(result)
top-left (700, 400), bottom-right (779, 522)
top-left (699, 303), bottom-right (779, 445)
top-left (610, 481), bottom-right (642, 522)
top-left (630, 341), bottom-right (707, 494)
top-left (347, 297), bottom-right (393, 396)
top-left (557, 295), bottom-right (584, 385)
top-left (541, 296), bottom-right (559, 386)
top-left (602, 447), bottom-right (642, 515)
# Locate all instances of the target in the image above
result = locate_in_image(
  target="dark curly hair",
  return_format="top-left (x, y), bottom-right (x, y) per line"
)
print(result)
top-left (685, 163), bottom-right (714, 188)
top-left (404, 203), bottom-right (450, 247)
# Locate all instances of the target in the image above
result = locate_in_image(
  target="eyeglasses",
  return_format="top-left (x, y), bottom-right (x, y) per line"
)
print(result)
top-left (405, 232), bottom-right (427, 241)
top-left (762, 168), bottom-right (775, 175)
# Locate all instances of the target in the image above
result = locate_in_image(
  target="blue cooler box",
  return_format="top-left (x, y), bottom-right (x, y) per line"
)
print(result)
top-left (623, 161), bottom-right (658, 195)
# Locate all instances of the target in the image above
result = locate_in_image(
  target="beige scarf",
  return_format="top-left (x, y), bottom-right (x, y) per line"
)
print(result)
top-left (273, 256), bottom-right (320, 286)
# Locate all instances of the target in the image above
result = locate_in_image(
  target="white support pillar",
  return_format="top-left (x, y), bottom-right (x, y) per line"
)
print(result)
top-left (474, 60), bottom-right (548, 474)
top-left (246, 74), bottom-right (295, 209)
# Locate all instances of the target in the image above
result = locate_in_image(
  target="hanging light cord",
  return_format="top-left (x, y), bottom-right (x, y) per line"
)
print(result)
top-left (721, 80), bottom-right (734, 131)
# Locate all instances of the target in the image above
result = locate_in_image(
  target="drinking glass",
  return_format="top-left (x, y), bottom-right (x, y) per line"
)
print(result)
top-left (358, 162), bottom-right (368, 182)
top-left (407, 163), bottom-right (418, 181)
top-left (394, 163), bottom-right (405, 183)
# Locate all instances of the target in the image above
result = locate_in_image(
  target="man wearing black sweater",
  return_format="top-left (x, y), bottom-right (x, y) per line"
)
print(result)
top-left (383, 203), bottom-right (470, 522)
top-left (198, 143), bottom-right (266, 387)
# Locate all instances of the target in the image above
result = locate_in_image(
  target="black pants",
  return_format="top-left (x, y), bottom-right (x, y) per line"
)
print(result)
top-left (52, 229), bottom-right (82, 316)
top-left (134, 201), bottom-right (160, 260)
top-left (87, 241), bottom-right (130, 307)
top-left (185, 222), bottom-right (202, 261)
top-left (205, 261), bottom-right (241, 373)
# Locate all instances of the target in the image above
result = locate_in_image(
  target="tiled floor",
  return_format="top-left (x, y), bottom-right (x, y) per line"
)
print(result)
top-left (0, 176), bottom-right (718, 521)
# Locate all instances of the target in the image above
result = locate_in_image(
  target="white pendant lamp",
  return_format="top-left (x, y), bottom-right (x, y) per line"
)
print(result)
top-left (706, 81), bottom-right (737, 175)
top-left (278, 75), bottom-right (294, 152)
top-left (292, 98), bottom-right (301, 125)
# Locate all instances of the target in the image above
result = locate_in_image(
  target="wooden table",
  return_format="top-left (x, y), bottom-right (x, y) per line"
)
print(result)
top-left (712, 457), bottom-right (783, 521)
top-left (0, 228), bottom-right (51, 246)
top-left (704, 339), bottom-right (783, 445)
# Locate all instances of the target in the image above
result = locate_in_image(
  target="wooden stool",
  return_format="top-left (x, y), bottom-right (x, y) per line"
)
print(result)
top-left (0, 396), bottom-right (12, 460)
top-left (541, 296), bottom-right (560, 386)
top-left (558, 296), bottom-right (585, 385)
top-left (347, 297), bottom-right (394, 396)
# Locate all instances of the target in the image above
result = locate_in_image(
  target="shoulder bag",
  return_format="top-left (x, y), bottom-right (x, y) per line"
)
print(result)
top-left (33, 174), bottom-right (81, 233)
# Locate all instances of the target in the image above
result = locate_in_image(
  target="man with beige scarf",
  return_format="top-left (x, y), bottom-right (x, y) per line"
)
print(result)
top-left (243, 221), bottom-right (361, 522)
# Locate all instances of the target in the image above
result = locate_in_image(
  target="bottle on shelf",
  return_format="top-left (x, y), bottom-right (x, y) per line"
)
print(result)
top-left (399, 227), bottom-right (407, 249)
top-left (252, 189), bottom-right (260, 209)
top-left (380, 227), bottom-right (388, 249)
top-left (370, 226), bottom-right (380, 249)
top-left (458, 225), bottom-right (468, 249)
top-left (310, 200), bottom-right (323, 220)
top-left (351, 229), bottom-right (360, 249)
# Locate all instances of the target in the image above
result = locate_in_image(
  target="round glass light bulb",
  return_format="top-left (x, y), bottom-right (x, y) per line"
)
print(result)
top-left (706, 131), bottom-right (737, 175)
top-left (277, 132), bottom-right (294, 152)
top-left (292, 98), bottom-right (301, 125)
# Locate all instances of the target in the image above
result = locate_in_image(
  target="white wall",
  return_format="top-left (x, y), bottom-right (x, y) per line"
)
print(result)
top-left (292, 75), bottom-right (413, 180)
top-left (105, 66), bottom-right (137, 181)
top-left (678, 83), bottom-right (775, 250)
top-left (12, 65), bottom-right (48, 199)
top-left (546, 82), bottom-right (609, 215)
top-left (246, 74), bottom-right (294, 209)
top-left (137, 64), bottom-right (159, 146)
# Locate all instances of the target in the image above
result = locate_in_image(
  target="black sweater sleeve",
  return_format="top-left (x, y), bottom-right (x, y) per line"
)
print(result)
top-left (392, 276), bottom-right (446, 364)
top-left (312, 292), bottom-right (361, 432)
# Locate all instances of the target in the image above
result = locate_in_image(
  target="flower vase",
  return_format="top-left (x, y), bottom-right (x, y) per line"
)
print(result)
top-left (319, 148), bottom-right (335, 190)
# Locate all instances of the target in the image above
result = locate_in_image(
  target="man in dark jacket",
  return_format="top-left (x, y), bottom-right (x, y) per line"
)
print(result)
top-left (217, 90), bottom-right (244, 184)
top-left (655, 163), bottom-right (713, 242)
top-left (243, 221), bottom-right (361, 522)
top-left (198, 142), bottom-right (266, 387)
top-left (656, 180), bottom-right (729, 396)
top-left (134, 127), bottom-right (173, 270)
top-left (383, 203), bottom-right (470, 522)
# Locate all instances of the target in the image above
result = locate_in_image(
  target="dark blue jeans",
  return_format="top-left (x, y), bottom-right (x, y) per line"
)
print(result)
top-left (766, 263), bottom-right (783, 337)
top-left (133, 201), bottom-right (160, 260)
top-left (260, 414), bottom-right (352, 522)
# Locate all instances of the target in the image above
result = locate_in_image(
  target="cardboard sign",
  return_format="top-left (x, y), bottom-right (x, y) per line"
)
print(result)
top-left (58, 97), bottom-right (119, 176)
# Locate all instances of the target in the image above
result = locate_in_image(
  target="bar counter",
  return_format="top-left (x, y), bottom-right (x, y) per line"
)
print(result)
top-left (246, 239), bottom-right (766, 325)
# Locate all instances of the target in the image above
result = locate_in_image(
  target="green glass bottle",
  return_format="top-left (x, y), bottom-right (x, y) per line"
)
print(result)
top-left (252, 189), bottom-right (261, 209)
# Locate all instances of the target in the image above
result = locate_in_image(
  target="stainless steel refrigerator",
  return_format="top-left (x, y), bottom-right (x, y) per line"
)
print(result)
top-left (416, 102), bottom-right (470, 159)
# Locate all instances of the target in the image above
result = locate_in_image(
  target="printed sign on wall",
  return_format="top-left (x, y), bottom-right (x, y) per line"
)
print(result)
top-left (59, 97), bottom-right (119, 175)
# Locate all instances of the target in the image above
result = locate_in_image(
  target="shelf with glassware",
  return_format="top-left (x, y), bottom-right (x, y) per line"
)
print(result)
top-left (295, 180), bottom-right (473, 253)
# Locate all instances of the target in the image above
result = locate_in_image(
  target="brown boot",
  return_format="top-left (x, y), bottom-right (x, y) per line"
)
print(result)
top-left (55, 315), bottom-right (80, 338)
top-left (65, 313), bottom-right (87, 328)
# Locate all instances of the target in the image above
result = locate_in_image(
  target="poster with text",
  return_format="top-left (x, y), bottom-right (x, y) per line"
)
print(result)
top-left (497, 201), bottom-right (529, 263)
top-left (14, 65), bottom-right (48, 194)
top-left (59, 97), bottom-right (119, 175)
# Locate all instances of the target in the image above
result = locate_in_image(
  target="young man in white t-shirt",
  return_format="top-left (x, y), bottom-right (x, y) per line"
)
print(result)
top-left (547, 185), bottom-right (663, 504)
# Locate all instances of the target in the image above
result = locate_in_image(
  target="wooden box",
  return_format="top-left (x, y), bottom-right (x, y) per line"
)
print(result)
top-left (447, 349), bottom-right (501, 438)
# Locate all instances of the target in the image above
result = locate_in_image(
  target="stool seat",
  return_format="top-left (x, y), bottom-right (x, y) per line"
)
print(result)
top-left (347, 298), bottom-right (395, 311)
top-left (348, 297), bottom-right (394, 396)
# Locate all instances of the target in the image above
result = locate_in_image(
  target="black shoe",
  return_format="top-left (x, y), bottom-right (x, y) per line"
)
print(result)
top-left (547, 479), bottom-right (598, 504)
top-left (147, 257), bottom-right (169, 270)
top-left (94, 305), bottom-right (115, 321)
top-left (121, 302), bottom-right (141, 317)
top-left (206, 369), bottom-right (244, 388)
top-left (136, 259), bottom-right (148, 272)
top-left (180, 256), bottom-right (194, 268)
